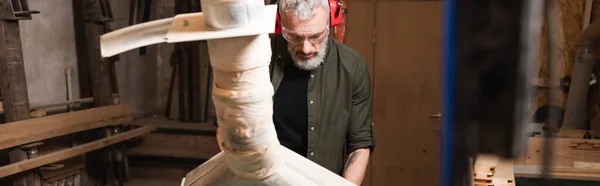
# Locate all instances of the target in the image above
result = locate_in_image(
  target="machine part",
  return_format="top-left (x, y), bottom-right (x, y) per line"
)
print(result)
top-left (100, 0), bottom-right (354, 185)
top-left (0, 2), bottom-right (38, 185)
top-left (19, 142), bottom-right (43, 159)
top-left (332, 0), bottom-right (347, 43)
top-left (562, 19), bottom-right (600, 129)
top-left (531, 105), bottom-right (565, 131)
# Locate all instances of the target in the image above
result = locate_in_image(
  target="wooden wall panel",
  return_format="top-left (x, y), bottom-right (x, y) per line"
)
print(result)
top-left (344, 1), bottom-right (376, 80)
top-left (343, 2), bottom-right (376, 185)
top-left (372, 1), bottom-right (443, 186)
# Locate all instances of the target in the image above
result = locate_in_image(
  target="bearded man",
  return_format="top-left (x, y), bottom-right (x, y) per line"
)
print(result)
top-left (215, 0), bottom-right (375, 184)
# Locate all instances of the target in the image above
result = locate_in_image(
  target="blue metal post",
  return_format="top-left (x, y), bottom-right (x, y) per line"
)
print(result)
top-left (441, 0), bottom-right (455, 186)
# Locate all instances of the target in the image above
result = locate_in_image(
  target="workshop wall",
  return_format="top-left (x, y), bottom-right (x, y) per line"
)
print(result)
top-left (20, 0), bottom-right (80, 107)
top-left (110, 0), bottom-right (163, 118)
top-left (18, 0), bottom-right (165, 118)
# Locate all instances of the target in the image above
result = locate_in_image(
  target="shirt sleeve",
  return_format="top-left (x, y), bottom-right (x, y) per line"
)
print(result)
top-left (346, 56), bottom-right (376, 154)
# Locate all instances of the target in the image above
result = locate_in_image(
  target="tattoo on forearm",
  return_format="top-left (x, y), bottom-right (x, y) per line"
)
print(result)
top-left (344, 151), bottom-right (361, 171)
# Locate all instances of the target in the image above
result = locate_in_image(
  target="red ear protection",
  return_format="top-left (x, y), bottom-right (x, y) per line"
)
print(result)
top-left (274, 0), bottom-right (343, 34)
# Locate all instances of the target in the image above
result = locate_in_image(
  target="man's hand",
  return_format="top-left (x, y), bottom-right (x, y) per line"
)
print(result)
top-left (343, 148), bottom-right (370, 185)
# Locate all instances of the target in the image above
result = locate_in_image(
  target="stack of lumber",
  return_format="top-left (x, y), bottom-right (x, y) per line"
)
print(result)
top-left (473, 154), bottom-right (516, 186)
top-left (513, 133), bottom-right (600, 181)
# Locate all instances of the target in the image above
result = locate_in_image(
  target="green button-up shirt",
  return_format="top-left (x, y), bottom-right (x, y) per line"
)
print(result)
top-left (269, 35), bottom-right (376, 175)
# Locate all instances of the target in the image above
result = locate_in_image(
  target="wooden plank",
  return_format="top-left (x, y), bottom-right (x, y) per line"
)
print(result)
top-left (371, 2), bottom-right (442, 186)
top-left (130, 116), bottom-right (215, 132)
top-left (134, 133), bottom-right (220, 157)
top-left (524, 137), bottom-right (600, 167)
top-left (574, 161), bottom-right (600, 169)
top-left (0, 126), bottom-right (155, 178)
top-left (556, 129), bottom-right (595, 138)
top-left (0, 104), bottom-right (132, 150)
top-left (128, 148), bottom-right (214, 160)
top-left (490, 159), bottom-right (515, 186)
top-left (475, 154), bottom-right (500, 172)
top-left (515, 165), bottom-right (600, 181)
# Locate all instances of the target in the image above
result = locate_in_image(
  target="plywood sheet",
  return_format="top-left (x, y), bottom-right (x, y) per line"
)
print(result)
top-left (372, 1), bottom-right (442, 186)
top-left (535, 0), bottom-right (586, 110)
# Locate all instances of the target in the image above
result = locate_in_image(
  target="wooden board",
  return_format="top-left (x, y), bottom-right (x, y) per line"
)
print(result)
top-left (130, 116), bottom-right (215, 133)
top-left (371, 1), bottom-right (442, 186)
top-left (131, 133), bottom-right (220, 160)
top-left (0, 126), bottom-right (155, 178)
top-left (523, 137), bottom-right (600, 167)
top-left (574, 161), bottom-right (600, 169)
top-left (0, 104), bottom-right (133, 150)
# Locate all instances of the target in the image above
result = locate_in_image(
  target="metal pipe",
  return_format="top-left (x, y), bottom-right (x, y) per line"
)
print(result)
top-left (66, 66), bottom-right (74, 111)
top-left (562, 19), bottom-right (600, 129)
top-left (0, 94), bottom-right (120, 114)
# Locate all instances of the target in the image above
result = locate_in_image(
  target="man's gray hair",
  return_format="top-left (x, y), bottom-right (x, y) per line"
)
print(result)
top-left (277, 0), bottom-right (330, 20)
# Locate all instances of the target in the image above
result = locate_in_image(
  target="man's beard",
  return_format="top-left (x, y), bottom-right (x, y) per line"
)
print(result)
top-left (288, 39), bottom-right (328, 71)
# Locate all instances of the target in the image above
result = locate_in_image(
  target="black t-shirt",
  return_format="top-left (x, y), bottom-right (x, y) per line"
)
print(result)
top-left (273, 63), bottom-right (310, 157)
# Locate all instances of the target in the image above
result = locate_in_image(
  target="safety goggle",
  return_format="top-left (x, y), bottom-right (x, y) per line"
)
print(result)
top-left (281, 25), bottom-right (329, 45)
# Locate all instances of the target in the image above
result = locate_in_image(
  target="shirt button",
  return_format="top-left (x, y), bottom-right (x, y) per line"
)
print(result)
top-left (309, 152), bottom-right (314, 156)
top-left (310, 126), bottom-right (314, 131)
top-left (309, 100), bottom-right (314, 105)
top-left (310, 74), bottom-right (314, 78)
top-left (277, 55), bottom-right (282, 59)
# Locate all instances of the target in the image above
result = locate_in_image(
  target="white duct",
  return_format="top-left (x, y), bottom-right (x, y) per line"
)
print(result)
top-left (100, 0), bottom-right (355, 185)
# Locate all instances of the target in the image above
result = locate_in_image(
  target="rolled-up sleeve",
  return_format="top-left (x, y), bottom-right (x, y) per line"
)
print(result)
top-left (346, 57), bottom-right (376, 154)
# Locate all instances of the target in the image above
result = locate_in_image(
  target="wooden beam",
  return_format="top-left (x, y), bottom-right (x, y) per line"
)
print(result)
top-left (0, 14), bottom-right (30, 124)
top-left (128, 148), bottom-right (213, 160)
top-left (0, 125), bottom-right (155, 178)
top-left (0, 2), bottom-right (36, 185)
top-left (130, 116), bottom-right (215, 133)
top-left (0, 104), bottom-right (132, 150)
top-left (82, 0), bottom-right (114, 107)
